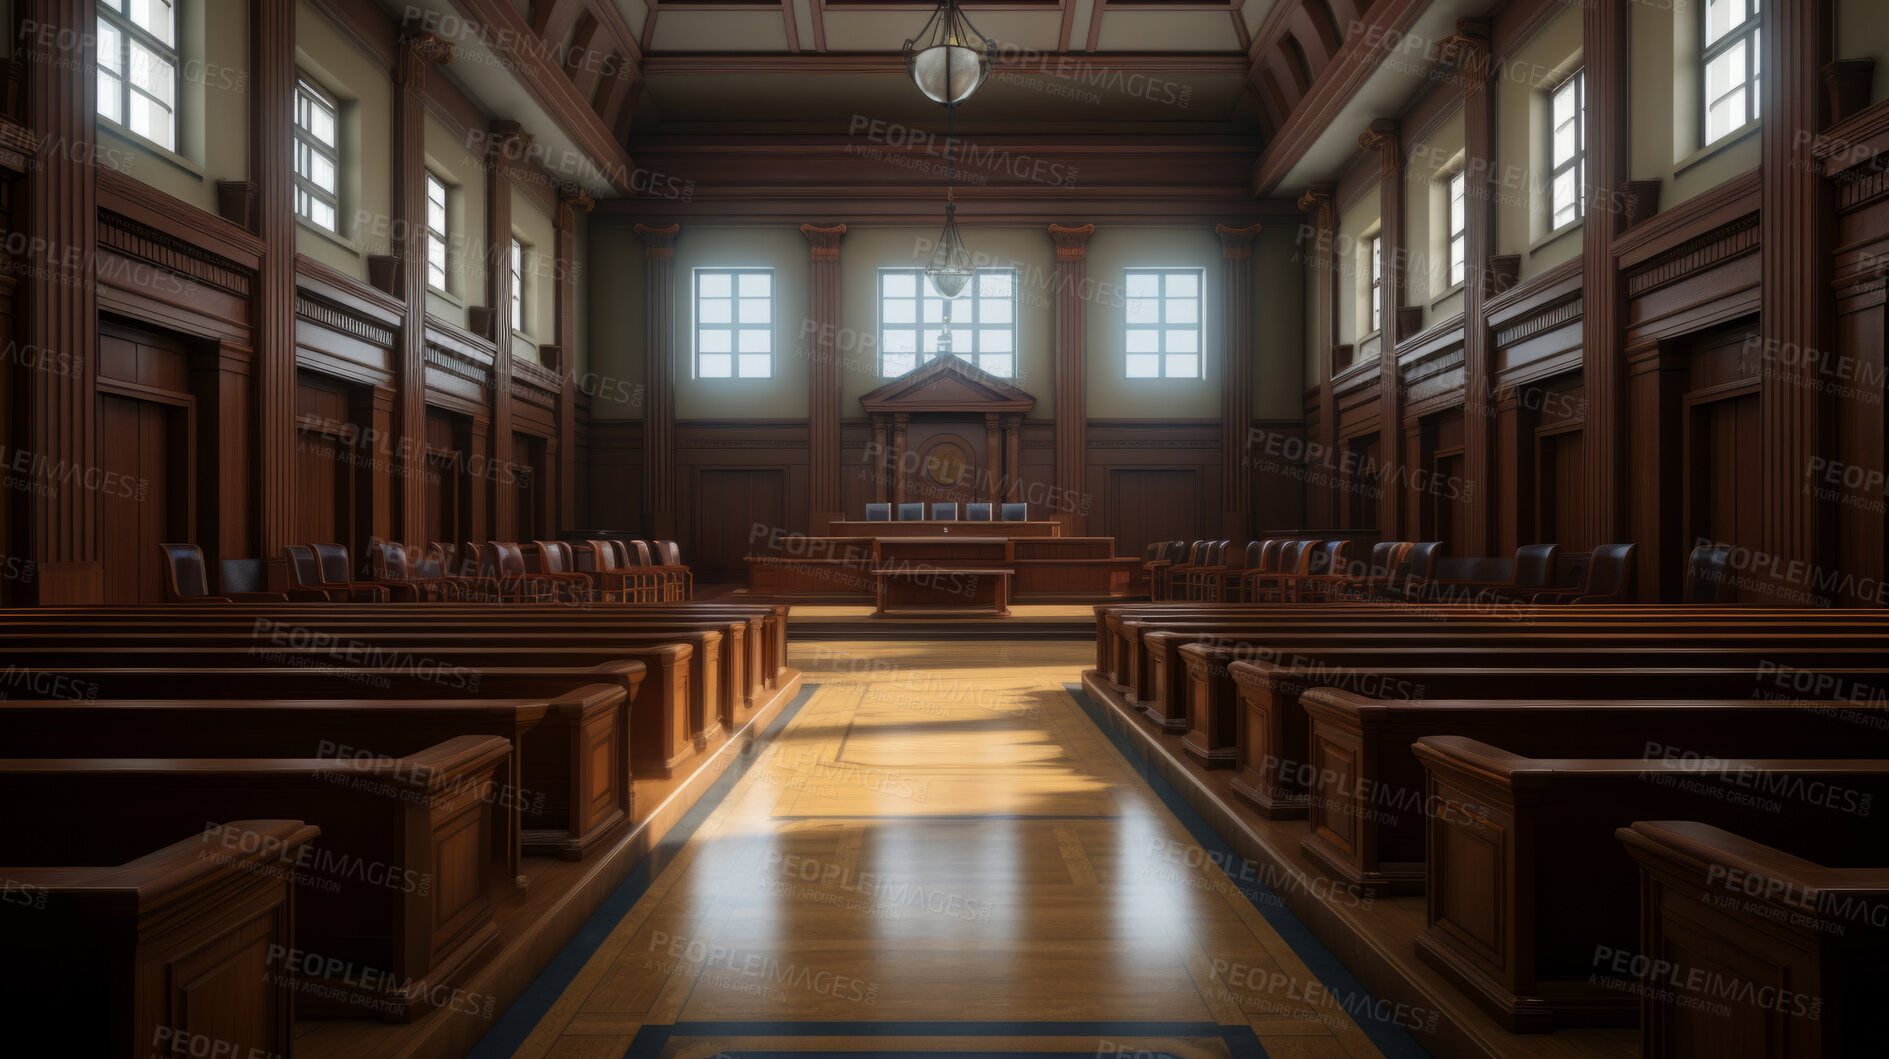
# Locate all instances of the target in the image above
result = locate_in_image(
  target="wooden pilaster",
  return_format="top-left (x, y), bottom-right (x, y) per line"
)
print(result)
top-left (1048, 223), bottom-right (1094, 530)
top-left (19, 0), bottom-right (101, 600)
top-left (1360, 119), bottom-right (1405, 535)
top-left (803, 223), bottom-right (847, 520)
top-left (985, 413), bottom-right (1003, 507)
top-left (634, 223), bottom-right (680, 535)
top-left (1216, 222), bottom-right (1261, 538)
top-left (556, 188), bottom-right (594, 532)
top-left (1581, 0), bottom-right (1630, 551)
top-left (393, 31), bottom-right (453, 545)
top-left (1298, 185), bottom-right (1337, 526)
top-left (1758, 0), bottom-right (1832, 590)
top-left (486, 121), bottom-right (528, 538)
top-left (250, 0), bottom-right (295, 572)
top-left (1447, 18), bottom-right (1495, 554)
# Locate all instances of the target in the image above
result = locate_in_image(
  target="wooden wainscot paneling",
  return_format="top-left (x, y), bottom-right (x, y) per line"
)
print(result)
top-left (676, 420), bottom-right (810, 577)
top-left (1821, 134), bottom-right (1889, 606)
top-left (585, 419), bottom-right (644, 532)
top-left (508, 356), bottom-right (563, 435)
top-left (1332, 357), bottom-right (1383, 439)
top-left (1617, 171), bottom-right (1763, 345)
top-left (1085, 421), bottom-right (1222, 556)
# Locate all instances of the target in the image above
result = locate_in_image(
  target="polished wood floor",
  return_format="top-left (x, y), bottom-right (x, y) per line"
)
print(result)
top-left (502, 642), bottom-right (1406, 1058)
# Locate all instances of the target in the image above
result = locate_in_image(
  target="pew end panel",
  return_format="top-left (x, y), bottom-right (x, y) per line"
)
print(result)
top-left (0, 820), bottom-right (317, 1059)
top-left (1227, 660), bottom-right (1312, 820)
top-left (1178, 642), bottom-right (1240, 768)
top-left (1618, 820), bottom-right (1889, 1059)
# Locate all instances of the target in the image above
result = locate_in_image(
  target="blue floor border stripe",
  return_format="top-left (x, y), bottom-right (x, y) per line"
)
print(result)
top-left (466, 683), bottom-right (822, 1059)
top-left (1064, 681), bottom-right (1435, 1059)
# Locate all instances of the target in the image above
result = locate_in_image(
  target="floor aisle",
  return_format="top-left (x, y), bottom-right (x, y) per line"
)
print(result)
top-left (498, 641), bottom-right (1417, 1059)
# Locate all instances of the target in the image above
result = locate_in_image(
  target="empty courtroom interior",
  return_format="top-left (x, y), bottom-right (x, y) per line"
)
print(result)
top-left (3, 0), bottom-right (1888, 1056)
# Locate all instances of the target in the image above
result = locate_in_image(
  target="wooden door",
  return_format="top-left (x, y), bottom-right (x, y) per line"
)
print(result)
top-left (696, 468), bottom-right (787, 580)
top-left (1686, 390), bottom-right (1762, 566)
top-left (1106, 469), bottom-right (1201, 558)
top-left (98, 393), bottom-right (188, 603)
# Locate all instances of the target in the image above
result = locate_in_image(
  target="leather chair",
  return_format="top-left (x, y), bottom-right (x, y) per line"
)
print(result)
top-left (1000, 502), bottom-right (1028, 521)
top-left (1178, 540), bottom-right (1231, 600)
top-left (1200, 540), bottom-right (1266, 602)
top-left (1245, 539), bottom-right (1320, 602)
top-left (369, 540), bottom-right (470, 602)
top-left (930, 503), bottom-right (959, 521)
top-left (1143, 540), bottom-right (1186, 601)
top-left (477, 542), bottom-right (562, 602)
top-left (1530, 543), bottom-right (1637, 604)
top-left (897, 503), bottom-right (925, 521)
top-left (866, 503), bottom-right (891, 522)
top-left (965, 503), bottom-right (993, 521)
top-left (217, 556), bottom-right (325, 602)
top-left (1334, 541), bottom-right (1411, 601)
top-left (159, 544), bottom-right (290, 603)
top-left (1685, 543), bottom-right (1734, 603)
top-left (311, 542), bottom-right (392, 602)
top-left (285, 545), bottom-right (357, 602)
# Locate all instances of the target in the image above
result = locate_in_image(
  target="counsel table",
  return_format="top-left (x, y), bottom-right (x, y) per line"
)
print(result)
top-left (747, 531), bottom-right (1140, 603)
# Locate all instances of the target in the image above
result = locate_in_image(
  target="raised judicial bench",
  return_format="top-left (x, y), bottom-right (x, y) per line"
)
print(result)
top-left (1412, 738), bottom-right (1889, 1033)
top-left (10, 642), bottom-right (709, 778)
top-left (0, 819), bottom-right (318, 1058)
top-left (1617, 821), bottom-right (1889, 1059)
top-left (1169, 625), bottom-right (1889, 761)
top-left (1224, 660), bottom-right (1889, 818)
top-left (10, 613), bottom-right (758, 726)
top-left (1293, 689), bottom-right (1889, 894)
top-left (0, 736), bottom-right (512, 1021)
top-left (749, 529), bottom-right (1140, 600)
top-left (4, 680), bottom-right (633, 865)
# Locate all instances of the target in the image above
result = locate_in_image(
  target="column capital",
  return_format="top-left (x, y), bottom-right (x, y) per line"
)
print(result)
top-left (802, 223), bottom-right (848, 260)
top-left (1357, 118), bottom-right (1401, 177)
top-left (1214, 222), bottom-right (1262, 259)
top-left (1297, 185), bottom-right (1335, 232)
top-left (395, 30), bottom-right (454, 88)
top-left (1437, 17), bottom-right (1493, 95)
top-left (1048, 223), bottom-right (1096, 260)
top-left (634, 223), bottom-right (680, 258)
top-left (487, 119), bottom-right (535, 168)
top-left (557, 186), bottom-right (595, 230)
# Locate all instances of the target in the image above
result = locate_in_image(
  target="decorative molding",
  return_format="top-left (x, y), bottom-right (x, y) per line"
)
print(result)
top-left (1047, 222), bottom-right (1095, 260)
top-left (0, 112), bottom-right (40, 176)
top-left (1835, 159), bottom-right (1889, 211)
top-left (1436, 17), bottom-right (1492, 94)
top-left (487, 119), bottom-right (535, 165)
top-left (1494, 296), bottom-right (1584, 349)
top-left (297, 291), bottom-right (396, 348)
top-left (1357, 118), bottom-right (1400, 177)
top-left (97, 210), bottom-right (254, 295)
top-left (1297, 184), bottom-right (1335, 231)
top-left (395, 30), bottom-right (454, 88)
top-left (1624, 214), bottom-right (1761, 297)
top-left (424, 341), bottom-right (493, 386)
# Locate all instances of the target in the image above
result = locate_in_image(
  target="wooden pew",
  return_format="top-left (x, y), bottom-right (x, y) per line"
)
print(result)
top-left (1411, 737), bottom-right (1889, 1032)
top-left (1295, 688), bottom-right (1889, 893)
top-left (0, 736), bottom-right (512, 1021)
top-left (0, 820), bottom-right (317, 1058)
top-left (6, 643), bottom-right (704, 778)
top-left (1617, 821), bottom-right (1889, 1059)
top-left (2, 680), bottom-right (632, 866)
top-left (1170, 626), bottom-right (1889, 759)
top-left (6, 616), bottom-right (752, 731)
top-left (24, 601), bottom-right (793, 690)
top-left (25, 662), bottom-right (640, 855)
top-left (1226, 659), bottom-right (1889, 818)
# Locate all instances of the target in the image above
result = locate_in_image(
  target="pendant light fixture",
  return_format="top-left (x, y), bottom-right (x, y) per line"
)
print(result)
top-left (903, 0), bottom-right (995, 106)
top-left (924, 101), bottom-right (975, 301)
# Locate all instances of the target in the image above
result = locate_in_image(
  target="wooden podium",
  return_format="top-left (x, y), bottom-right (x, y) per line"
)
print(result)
top-left (871, 537), bottom-right (1013, 617)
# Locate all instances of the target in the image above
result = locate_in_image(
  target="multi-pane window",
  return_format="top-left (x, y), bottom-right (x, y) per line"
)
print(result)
top-left (1368, 238), bottom-right (1382, 334)
top-left (510, 239), bottom-right (527, 333)
top-left (1124, 268), bottom-right (1203, 379)
top-left (878, 268), bottom-right (1017, 378)
top-left (293, 78), bottom-right (340, 231)
top-left (1550, 70), bottom-right (1585, 229)
top-left (425, 173), bottom-right (449, 291)
top-left (1448, 171), bottom-right (1467, 287)
top-left (695, 269), bottom-right (773, 378)
top-left (97, 0), bottom-right (178, 149)
top-left (1703, 0), bottom-right (1760, 143)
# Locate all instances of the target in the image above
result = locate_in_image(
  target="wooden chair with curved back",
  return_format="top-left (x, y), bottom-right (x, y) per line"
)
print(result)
top-left (475, 542), bottom-right (562, 602)
top-left (1244, 539), bottom-right (1320, 602)
top-left (369, 540), bottom-right (472, 601)
top-left (581, 539), bottom-right (664, 603)
top-left (284, 545), bottom-right (357, 602)
top-left (1685, 543), bottom-right (1734, 603)
top-left (652, 540), bottom-right (693, 600)
top-left (529, 540), bottom-right (595, 603)
top-left (1529, 542), bottom-right (1638, 604)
